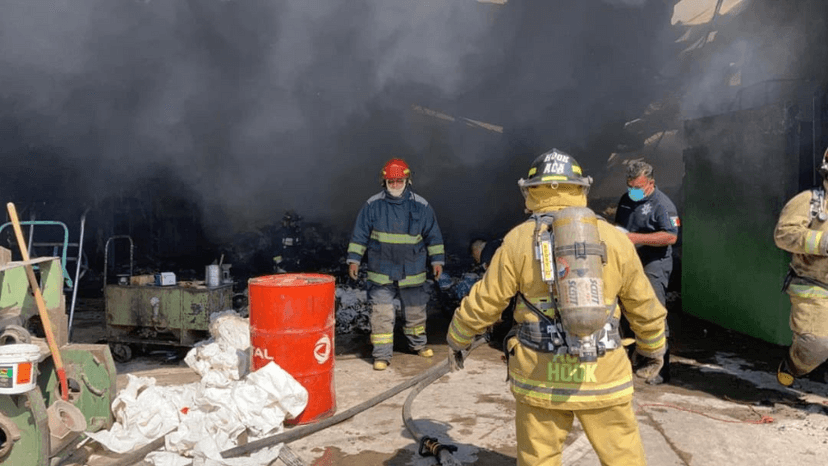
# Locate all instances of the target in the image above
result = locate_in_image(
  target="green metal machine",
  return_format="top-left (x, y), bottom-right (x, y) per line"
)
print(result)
top-left (104, 236), bottom-right (234, 362)
top-left (0, 251), bottom-right (117, 465)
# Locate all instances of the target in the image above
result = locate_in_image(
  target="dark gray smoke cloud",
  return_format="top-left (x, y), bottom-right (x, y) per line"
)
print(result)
top-left (673, 1), bottom-right (828, 121)
top-left (602, 0), bottom-right (648, 7)
top-left (0, 0), bottom-right (680, 257)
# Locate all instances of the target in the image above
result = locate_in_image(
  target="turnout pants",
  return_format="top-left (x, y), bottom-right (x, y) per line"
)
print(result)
top-left (368, 282), bottom-right (429, 362)
top-left (786, 293), bottom-right (828, 376)
top-left (515, 400), bottom-right (646, 466)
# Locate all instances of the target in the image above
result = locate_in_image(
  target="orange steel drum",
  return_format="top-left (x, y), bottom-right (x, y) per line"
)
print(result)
top-left (249, 273), bottom-right (336, 425)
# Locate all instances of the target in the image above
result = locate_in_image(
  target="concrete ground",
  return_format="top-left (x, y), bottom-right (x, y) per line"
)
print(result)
top-left (70, 305), bottom-right (828, 466)
top-left (277, 333), bottom-right (828, 466)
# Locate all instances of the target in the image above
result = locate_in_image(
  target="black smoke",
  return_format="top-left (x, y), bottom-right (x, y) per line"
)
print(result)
top-left (0, 0), bottom-right (681, 270)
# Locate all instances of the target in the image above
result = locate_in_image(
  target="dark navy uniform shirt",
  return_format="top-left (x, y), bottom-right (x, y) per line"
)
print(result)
top-left (615, 186), bottom-right (679, 265)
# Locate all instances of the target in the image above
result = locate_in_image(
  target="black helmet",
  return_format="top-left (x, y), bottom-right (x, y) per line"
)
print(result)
top-left (282, 210), bottom-right (302, 225)
top-left (517, 149), bottom-right (592, 193)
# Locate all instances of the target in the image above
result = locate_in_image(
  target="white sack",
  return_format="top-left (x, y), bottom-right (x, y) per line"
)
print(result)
top-left (85, 375), bottom-right (191, 453)
top-left (86, 311), bottom-right (309, 466)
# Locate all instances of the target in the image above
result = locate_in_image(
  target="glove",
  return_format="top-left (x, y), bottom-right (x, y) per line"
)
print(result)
top-left (447, 334), bottom-right (469, 372)
top-left (448, 348), bottom-right (467, 372)
top-left (348, 263), bottom-right (359, 280)
top-left (633, 349), bottom-right (665, 385)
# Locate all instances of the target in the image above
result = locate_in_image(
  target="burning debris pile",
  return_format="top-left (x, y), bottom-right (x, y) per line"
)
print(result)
top-left (331, 251), bottom-right (488, 337)
top-left (333, 274), bottom-right (468, 336)
top-left (437, 271), bottom-right (482, 309)
top-left (334, 286), bottom-right (371, 335)
top-left (220, 218), bottom-right (350, 286)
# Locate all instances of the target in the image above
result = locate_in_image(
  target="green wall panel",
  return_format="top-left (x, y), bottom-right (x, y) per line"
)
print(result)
top-left (682, 104), bottom-right (802, 346)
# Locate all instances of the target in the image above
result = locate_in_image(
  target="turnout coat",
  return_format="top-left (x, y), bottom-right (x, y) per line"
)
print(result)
top-left (347, 187), bottom-right (445, 287)
top-left (448, 194), bottom-right (666, 411)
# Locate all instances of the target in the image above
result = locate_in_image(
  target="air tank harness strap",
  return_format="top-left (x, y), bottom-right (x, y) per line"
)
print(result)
top-left (555, 242), bottom-right (607, 263)
top-left (513, 293), bottom-right (566, 354)
top-left (782, 267), bottom-right (828, 293)
top-left (783, 186), bottom-right (828, 293)
top-left (810, 187), bottom-right (827, 225)
top-left (512, 292), bottom-right (621, 355)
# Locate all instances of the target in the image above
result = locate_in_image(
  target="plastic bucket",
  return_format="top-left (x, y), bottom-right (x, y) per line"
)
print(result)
top-left (249, 273), bottom-right (336, 425)
top-left (0, 343), bottom-right (41, 394)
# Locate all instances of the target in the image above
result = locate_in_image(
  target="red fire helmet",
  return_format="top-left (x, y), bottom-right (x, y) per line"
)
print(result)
top-left (381, 159), bottom-right (411, 180)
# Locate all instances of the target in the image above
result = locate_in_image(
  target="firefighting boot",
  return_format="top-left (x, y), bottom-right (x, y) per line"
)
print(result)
top-left (777, 356), bottom-right (796, 387)
top-left (373, 360), bottom-right (389, 371)
top-left (418, 348), bottom-right (434, 358)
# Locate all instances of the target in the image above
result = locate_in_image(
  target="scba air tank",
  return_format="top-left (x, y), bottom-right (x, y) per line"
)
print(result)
top-left (551, 207), bottom-right (609, 360)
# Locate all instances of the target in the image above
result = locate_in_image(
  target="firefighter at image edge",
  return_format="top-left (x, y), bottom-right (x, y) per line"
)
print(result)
top-left (776, 147), bottom-right (828, 387)
top-left (346, 158), bottom-right (445, 371)
top-left (446, 149), bottom-right (667, 466)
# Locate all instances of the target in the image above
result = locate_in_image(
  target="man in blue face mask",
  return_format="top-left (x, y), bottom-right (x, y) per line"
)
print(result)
top-left (615, 160), bottom-right (679, 384)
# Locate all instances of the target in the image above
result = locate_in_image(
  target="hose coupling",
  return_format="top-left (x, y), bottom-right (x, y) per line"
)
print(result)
top-left (418, 436), bottom-right (458, 458)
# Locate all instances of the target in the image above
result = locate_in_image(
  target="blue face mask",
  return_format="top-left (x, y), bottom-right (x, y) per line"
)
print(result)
top-left (627, 187), bottom-right (646, 202)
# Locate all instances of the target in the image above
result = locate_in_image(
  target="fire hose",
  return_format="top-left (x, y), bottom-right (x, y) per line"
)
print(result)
top-left (223, 337), bottom-right (486, 461)
top-left (402, 336), bottom-right (487, 466)
top-left (402, 359), bottom-right (464, 466)
top-left (113, 338), bottom-right (485, 465)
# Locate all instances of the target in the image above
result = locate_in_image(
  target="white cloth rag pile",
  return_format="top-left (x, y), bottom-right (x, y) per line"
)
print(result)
top-left (86, 310), bottom-right (308, 466)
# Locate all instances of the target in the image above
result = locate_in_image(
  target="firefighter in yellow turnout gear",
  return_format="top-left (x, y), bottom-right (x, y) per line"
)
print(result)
top-left (447, 149), bottom-right (667, 466)
top-left (774, 147), bottom-right (828, 386)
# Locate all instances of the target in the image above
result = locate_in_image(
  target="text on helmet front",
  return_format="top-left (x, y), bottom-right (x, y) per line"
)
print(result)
top-left (544, 161), bottom-right (567, 174)
top-left (544, 153), bottom-right (570, 163)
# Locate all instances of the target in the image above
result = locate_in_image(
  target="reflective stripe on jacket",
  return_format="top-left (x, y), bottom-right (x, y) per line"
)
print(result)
top-left (348, 187), bottom-right (445, 287)
top-left (775, 181), bottom-right (828, 282)
top-left (448, 206), bottom-right (666, 411)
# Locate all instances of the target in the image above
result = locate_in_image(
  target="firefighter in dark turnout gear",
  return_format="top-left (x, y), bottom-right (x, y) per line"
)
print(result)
top-left (347, 159), bottom-right (445, 371)
top-left (775, 147), bottom-right (828, 386)
top-left (447, 149), bottom-right (667, 465)
top-left (273, 210), bottom-right (303, 273)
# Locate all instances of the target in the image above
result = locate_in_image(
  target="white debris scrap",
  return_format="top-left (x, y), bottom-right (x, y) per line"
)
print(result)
top-left (86, 311), bottom-right (308, 466)
top-left (210, 310), bottom-right (251, 351)
top-left (84, 374), bottom-right (189, 453)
